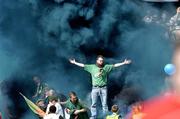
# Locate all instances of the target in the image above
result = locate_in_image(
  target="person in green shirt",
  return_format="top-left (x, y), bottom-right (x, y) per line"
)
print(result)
top-left (32, 76), bottom-right (49, 99)
top-left (63, 91), bottom-right (89, 119)
top-left (69, 55), bottom-right (131, 119)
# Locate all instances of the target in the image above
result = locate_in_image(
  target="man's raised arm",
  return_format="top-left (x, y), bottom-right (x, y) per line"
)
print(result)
top-left (69, 58), bottom-right (85, 67)
top-left (113, 59), bottom-right (131, 68)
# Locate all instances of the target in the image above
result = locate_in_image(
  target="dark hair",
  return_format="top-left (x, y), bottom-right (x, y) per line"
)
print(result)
top-left (69, 91), bottom-right (77, 98)
top-left (49, 105), bottom-right (56, 113)
top-left (111, 105), bottom-right (119, 113)
top-left (96, 55), bottom-right (104, 60)
top-left (49, 96), bottom-right (58, 102)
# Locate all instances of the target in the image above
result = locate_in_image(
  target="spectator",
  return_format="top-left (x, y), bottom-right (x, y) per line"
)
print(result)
top-left (46, 96), bottom-right (64, 118)
top-left (106, 105), bottom-right (122, 119)
top-left (44, 105), bottom-right (61, 119)
top-left (63, 91), bottom-right (89, 119)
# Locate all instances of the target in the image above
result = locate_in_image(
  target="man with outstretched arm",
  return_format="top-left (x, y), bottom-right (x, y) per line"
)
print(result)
top-left (69, 55), bottom-right (131, 119)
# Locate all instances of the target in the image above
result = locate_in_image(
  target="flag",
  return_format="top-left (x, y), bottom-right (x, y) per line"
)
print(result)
top-left (19, 92), bottom-right (45, 117)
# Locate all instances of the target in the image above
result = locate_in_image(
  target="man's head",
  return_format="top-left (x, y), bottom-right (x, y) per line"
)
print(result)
top-left (49, 96), bottom-right (58, 104)
top-left (36, 99), bottom-right (45, 107)
top-left (44, 87), bottom-right (50, 95)
top-left (69, 91), bottom-right (78, 104)
top-left (111, 105), bottom-right (119, 113)
top-left (49, 105), bottom-right (56, 114)
top-left (33, 76), bottom-right (41, 84)
top-left (48, 89), bottom-right (55, 96)
top-left (96, 55), bottom-right (104, 67)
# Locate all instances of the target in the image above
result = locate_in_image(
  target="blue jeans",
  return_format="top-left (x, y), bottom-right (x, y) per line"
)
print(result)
top-left (91, 86), bottom-right (108, 118)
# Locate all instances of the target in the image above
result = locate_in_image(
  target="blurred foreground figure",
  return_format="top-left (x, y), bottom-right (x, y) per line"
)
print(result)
top-left (169, 7), bottom-right (180, 41)
top-left (131, 103), bottom-right (145, 119)
top-left (142, 30), bottom-right (180, 119)
top-left (0, 112), bottom-right (2, 119)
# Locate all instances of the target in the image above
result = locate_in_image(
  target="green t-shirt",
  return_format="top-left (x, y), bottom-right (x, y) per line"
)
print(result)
top-left (65, 99), bottom-right (89, 119)
top-left (84, 64), bottom-right (114, 86)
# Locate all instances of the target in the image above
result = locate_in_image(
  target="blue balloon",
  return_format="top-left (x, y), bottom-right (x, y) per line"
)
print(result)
top-left (164, 64), bottom-right (176, 75)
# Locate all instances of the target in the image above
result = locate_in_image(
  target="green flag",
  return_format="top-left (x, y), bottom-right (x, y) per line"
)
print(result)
top-left (19, 92), bottom-right (45, 117)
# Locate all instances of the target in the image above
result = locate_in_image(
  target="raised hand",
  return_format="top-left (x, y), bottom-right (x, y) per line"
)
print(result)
top-left (124, 59), bottom-right (131, 64)
top-left (69, 58), bottom-right (76, 64)
top-left (69, 58), bottom-right (84, 67)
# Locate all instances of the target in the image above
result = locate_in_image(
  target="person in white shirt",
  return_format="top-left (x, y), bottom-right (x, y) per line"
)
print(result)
top-left (46, 97), bottom-right (64, 118)
top-left (44, 105), bottom-right (60, 119)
